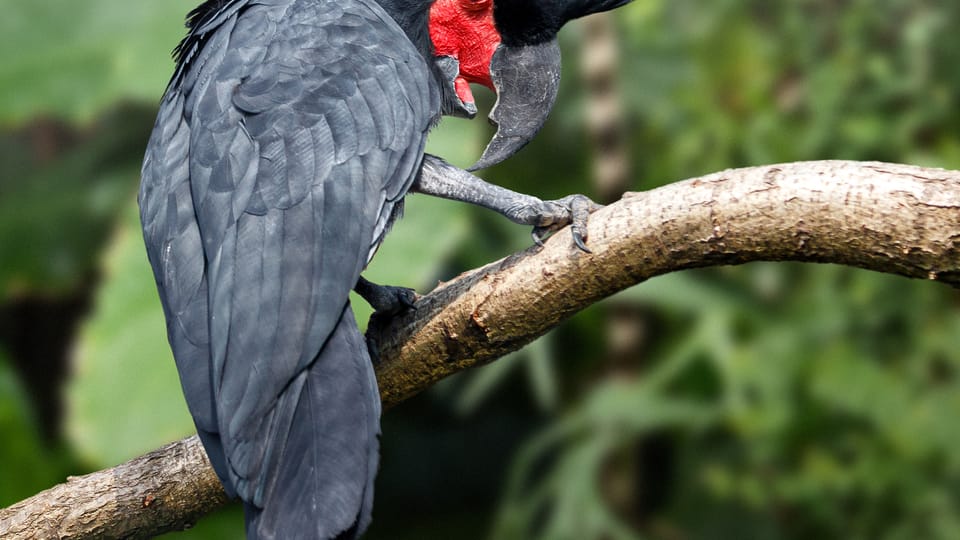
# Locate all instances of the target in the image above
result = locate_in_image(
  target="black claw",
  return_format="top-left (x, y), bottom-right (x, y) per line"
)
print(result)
top-left (573, 232), bottom-right (591, 253)
top-left (358, 278), bottom-right (416, 367)
top-left (356, 276), bottom-right (418, 318)
top-left (399, 290), bottom-right (418, 310)
top-left (524, 194), bottom-right (602, 251)
top-left (532, 229), bottom-right (545, 247)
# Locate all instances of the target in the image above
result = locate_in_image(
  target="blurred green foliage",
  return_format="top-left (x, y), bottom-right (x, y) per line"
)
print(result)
top-left (66, 202), bottom-right (194, 465)
top-left (1, 0), bottom-right (959, 539)
top-left (0, 349), bottom-right (71, 505)
top-left (0, 106), bottom-right (157, 295)
top-left (0, 1), bottom-right (195, 124)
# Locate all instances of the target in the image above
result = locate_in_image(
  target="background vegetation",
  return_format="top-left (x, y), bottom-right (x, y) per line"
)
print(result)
top-left (1, 0), bottom-right (959, 538)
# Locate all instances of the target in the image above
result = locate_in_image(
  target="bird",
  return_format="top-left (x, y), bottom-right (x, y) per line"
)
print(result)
top-left (139, 0), bottom-right (632, 538)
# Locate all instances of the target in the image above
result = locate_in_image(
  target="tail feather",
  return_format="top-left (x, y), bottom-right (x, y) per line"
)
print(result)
top-left (244, 305), bottom-right (381, 539)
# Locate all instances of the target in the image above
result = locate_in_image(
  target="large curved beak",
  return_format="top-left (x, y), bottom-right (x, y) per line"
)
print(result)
top-left (468, 39), bottom-right (562, 171)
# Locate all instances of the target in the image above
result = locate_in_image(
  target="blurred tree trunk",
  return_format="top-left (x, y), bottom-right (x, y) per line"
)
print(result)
top-left (580, 11), bottom-right (645, 528)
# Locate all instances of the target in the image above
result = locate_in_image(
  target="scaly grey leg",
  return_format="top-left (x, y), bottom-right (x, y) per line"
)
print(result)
top-left (414, 154), bottom-right (601, 251)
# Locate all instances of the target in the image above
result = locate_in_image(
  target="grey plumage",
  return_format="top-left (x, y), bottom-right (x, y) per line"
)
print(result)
top-left (140, 0), bottom-right (436, 537)
top-left (142, 0), bottom-right (636, 537)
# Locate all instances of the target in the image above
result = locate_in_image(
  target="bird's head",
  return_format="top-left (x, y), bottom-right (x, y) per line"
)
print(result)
top-left (429, 0), bottom-right (632, 170)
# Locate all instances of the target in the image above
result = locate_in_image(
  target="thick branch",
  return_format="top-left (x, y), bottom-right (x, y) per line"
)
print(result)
top-left (0, 437), bottom-right (226, 539)
top-left (372, 160), bottom-right (960, 403)
top-left (3, 160), bottom-right (958, 538)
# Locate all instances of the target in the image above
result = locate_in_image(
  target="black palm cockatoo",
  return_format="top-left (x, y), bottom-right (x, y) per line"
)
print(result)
top-left (140, 0), bottom-right (632, 537)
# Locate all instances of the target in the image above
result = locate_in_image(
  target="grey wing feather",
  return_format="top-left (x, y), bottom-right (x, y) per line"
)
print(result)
top-left (140, 0), bottom-right (438, 531)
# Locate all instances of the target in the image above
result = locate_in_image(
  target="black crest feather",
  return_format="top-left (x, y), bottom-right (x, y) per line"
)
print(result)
top-left (169, 0), bottom-right (247, 88)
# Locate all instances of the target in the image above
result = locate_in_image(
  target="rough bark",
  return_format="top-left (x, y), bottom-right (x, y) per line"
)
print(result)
top-left (0, 437), bottom-right (226, 539)
top-left (3, 160), bottom-right (959, 539)
top-left (372, 160), bottom-right (960, 404)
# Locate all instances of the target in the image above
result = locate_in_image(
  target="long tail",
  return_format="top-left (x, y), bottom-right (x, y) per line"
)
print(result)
top-left (243, 305), bottom-right (381, 539)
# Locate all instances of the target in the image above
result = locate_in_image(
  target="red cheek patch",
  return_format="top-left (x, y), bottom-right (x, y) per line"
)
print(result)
top-left (429, 0), bottom-right (501, 104)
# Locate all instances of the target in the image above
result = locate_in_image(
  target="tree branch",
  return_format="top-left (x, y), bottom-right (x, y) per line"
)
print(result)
top-left (3, 160), bottom-right (958, 538)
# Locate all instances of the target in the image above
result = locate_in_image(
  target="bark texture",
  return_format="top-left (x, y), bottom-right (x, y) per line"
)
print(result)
top-left (2, 160), bottom-right (958, 539)
top-left (0, 437), bottom-right (226, 538)
top-left (372, 160), bottom-right (960, 404)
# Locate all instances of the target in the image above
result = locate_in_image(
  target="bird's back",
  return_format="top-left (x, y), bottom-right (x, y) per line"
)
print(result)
top-left (139, 0), bottom-right (439, 536)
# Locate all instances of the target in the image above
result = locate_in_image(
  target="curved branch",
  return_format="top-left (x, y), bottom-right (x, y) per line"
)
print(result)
top-left (0, 437), bottom-right (226, 539)
top-left (3, 160), bottom-right (958, 538)
top-left (372, 160), bottom-right (960, 403)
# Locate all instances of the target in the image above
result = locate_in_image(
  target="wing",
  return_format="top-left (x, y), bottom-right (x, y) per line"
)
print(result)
top-left (140, 0), bottom-right (437, 503)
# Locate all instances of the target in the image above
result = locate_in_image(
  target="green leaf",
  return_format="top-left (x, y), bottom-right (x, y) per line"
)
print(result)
top-left (0, 105), bottom-right (157, 296)
top-left (0, 1), bottom-right (195, 124)
top-left (65, 201), bottom-right (193, 467)
top-left (0, 349), bottom-right (68, 506)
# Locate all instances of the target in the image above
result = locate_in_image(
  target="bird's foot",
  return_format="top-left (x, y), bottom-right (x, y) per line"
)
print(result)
top-left (526, 194), bottom-right (602, 252)
top-left (355, 277), bottom-right (418, 364)
top-left (357, 278), bottom-right (418, 316)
